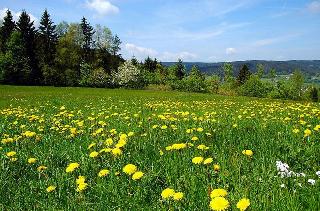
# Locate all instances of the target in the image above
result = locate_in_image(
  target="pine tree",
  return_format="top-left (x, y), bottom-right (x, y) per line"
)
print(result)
top-left (0, 9), bottom-right (16, 52)
top-left (176, 59), bottom-right (185, 80)
top-left (17, 10), bottom-right (40, 84)
top-left (237, 64), bottom-right (251, 85)
top-left (111, 35), bottom-right (121, 56)
top-left (80, 17), bottom-right (94, 63)
top-left (37, 9), bottom-right (57, 67)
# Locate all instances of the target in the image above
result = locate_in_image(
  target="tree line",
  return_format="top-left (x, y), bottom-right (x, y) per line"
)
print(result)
top-left (0, 9), bottom-right (318, 102)
top-left (0, 9), bottom-right (123, 86)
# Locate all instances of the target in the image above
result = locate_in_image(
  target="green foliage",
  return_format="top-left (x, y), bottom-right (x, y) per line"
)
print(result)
top-left (240, 75), bottom-right (272, 97)
top-left (256, 63), bottom-right (264, 78)
top-left (237, 64), bottom-right (251, 85)
top-left (309, 87), bottom-right (319, 102)
top-left (0, 9), bottom-right (15, 53)
top-left (223, 62), bottom-right (234, 82)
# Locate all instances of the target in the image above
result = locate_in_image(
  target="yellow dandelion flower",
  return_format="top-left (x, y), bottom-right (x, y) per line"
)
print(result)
top-left (236, 198), bottom-right (250, 211)
top-left (204, 158), bottom-right (213, 165)
top-left (28, 158), bottom-right (37, 164)
top-left (210, 189), bottom-right (228, 198)
top-left (37, 165), bottom-right (47, 172)
top-left (132, 171), bottom-right (144, 180)
top-left (173, 192), bottom-right (184, 201)
top-left (210, 197), bottom-right (229, 211)
top-left (111, 148), bottom-right (122, 156)
top-left (105, 138), bottom-right (113, 146)
top-left (123, 164), bottom-right (137, 175)
top-left (197, 127), bottom-right (204, 132)
top-left (6, 151), bottom-right (16, 157)
top-left (159, 150), bottom-right (164, 156)
top-left (292, 128), bottom-right (300, 134)
top-left (89, 151), bottom-right (99, 158)
top-left (46, 186), bottom-right (56, 193)
top-left (304, 129), bottom-right (311, 137)
top-left (161, 188), bottom-right (175, 199)
top-left (98, 169), bottom-right (110, 177)
top-left (191, 136), bottom-right (199, 141)
top-left (192, 156), bottom-right (204, 164)
top-left (161, 125), bottom-right (168, 130)
top-left (197, 144), bottom-right (209, 150)
top-left (76, 176), bottom-right (86, 184)
top-left (213, 164), bottom-right (220, 171)
top-left (242, 150), bottom-right (253, 156)
top-left (76, 182), bottom-right (88, 192)
top-left (66, 162), bottom-right (80, 173)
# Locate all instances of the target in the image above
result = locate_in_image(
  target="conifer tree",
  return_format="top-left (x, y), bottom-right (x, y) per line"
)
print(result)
top-left (0, 9), bottom-right (15, 52)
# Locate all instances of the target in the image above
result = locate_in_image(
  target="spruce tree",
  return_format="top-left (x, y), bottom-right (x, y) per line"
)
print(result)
top-left (37, 9), bottom-right (57, 67)
top-left (176, 59), bottom-right (185, 80)
top-left (17, 10), bottom-right (40, 84)
top-left (80, 17), bottom-right (94, 63)
top-left (0, 9), bottom-right (16, 52)
top-left (237, 64), bottom-right (251, 85)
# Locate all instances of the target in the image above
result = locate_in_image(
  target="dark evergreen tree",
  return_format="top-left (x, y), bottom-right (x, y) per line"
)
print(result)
top-left (0, 9), bottom-right (15, 52)
top-left (310, 87), bottom-right (319, 102)
top-left (237, 64), bottom-right (251, 85)
top-left (37, 9), bottom-right (57, 67)
top-left (176, 59), bottom-right (185, 80)
top-left (80, 17), bottom-right (94, 63)
top-left (17, 10), bottom-right (40, 84)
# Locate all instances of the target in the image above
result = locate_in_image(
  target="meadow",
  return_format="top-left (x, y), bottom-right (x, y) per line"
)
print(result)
top-left (0, 85), bottom-right (319, 211)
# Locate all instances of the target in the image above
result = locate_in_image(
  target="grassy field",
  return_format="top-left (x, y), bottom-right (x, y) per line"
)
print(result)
top-left (0, 85), bottom-right (319, 211)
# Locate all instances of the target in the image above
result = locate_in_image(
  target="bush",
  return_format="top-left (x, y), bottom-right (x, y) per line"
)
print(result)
top-left (309, 87), bottom-right (319, 102)
top-left (240, 75), bottom-right (269, 97)
top-left (205, 75), bottom-right (220, 94)
top-left (88, 67), bottom-right (111, 88)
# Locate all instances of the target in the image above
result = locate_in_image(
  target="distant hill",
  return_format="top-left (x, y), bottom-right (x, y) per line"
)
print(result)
top-left (162, 60), bottom-right (320, 77)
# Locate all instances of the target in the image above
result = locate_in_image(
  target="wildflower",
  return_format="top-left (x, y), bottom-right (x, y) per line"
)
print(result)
top-left (161, 188), bottom-right (175, 199)
top-left (128, 131), bottom-right (134, 136)
top-left (173, 192), bottom-right (184, 201)
top-left (37, 165), bottom-right (47, 172)
top-left (6, 151), bottom-right (16, 157)
top-left (76, 182), bottom-right (88, 192)
top-left (210, 189), bottom-right (228, 198)
top-left (89, 151), bottom-right (99, 158)
top-left (161, 125), bottom-right (168, 130)
top-left (132, 171), bottom-right (144, 180)
top-left (203, 158), bottom-right (213, 165)
top-left (123, 164), bottom-right (137, 175)
top-left (316, 171), bottom-right (320, 177)
top-left (213, 164), bottom-right (220, 171)
top-left (292, 128), bottom-right (300, 134)
top-left (98, 169), bottom-right (110, 177)
top-left (197, 127), bottom-right (204, 132)
top-left (209, 197), bottom-right (229, 211)
top-left (304, 129), bottom-right (311, 137)
top-left (10, 158), bottom-right (17, 162)
top-left (105, 138), bottom-right (113, 146)
top-left (314, 125), bottom-right (320, 131)
top-left (236, 198), bottom-right (250, 211)
top-left (66, 162), bottom-right (80, 173)
top-left (28, 158), bottom-right (37, 164)
top-left (191, 136), bottom-right (199, 141)
top-left (308, 179), bottom-right (316, 185)
top-left (46, 186), bottom-right (56, 193)
top-left (192, 157), bottom-right (204, 164)
top-left (159, 150), bottom-right (164, 156)
top-left (88, 143), bottom-right (96, 149)
top-left (111, 148), bottom-right (122, 156)
top-left (242, 150), bottom-right (253, 156)
top-left (171, 143), bottom-right (187, 150)
top-left (76, 176), bottom-right (86, 184)
top-left (197, 144), bottom-right (209, 150)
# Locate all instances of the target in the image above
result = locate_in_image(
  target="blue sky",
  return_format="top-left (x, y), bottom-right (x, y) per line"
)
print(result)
top-left (1, 0), bottom-right (320, 62)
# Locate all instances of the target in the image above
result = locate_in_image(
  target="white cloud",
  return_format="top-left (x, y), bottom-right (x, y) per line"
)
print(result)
top-left (226, 47), bottom-right (236, 55)
top-left (124, 43), bottom-right (197, 61)
top-left (307, 1), bottom-right (320, 13)
top-left (0, 8), bottom-right (38, 24)
top-left (253, 34), bottom-right (301, 47)
top-left (125, 43), bottom-right (158, 57)
top-left (85, 0), bottom-right (119, 16)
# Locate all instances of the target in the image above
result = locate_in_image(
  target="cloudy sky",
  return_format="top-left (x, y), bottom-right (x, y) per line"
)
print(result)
top-left (1, 0), bottom-right (320, 62)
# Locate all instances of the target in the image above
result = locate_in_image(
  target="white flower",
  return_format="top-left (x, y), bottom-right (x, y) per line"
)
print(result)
top-left (316, 171), bottom-right (320, 177)
top-left (308, 179), bottom-right (316, 185)
top-left (280, 184), bottom-right (286, 188)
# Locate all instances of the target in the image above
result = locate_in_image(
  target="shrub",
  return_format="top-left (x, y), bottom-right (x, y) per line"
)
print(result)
top-left (309, 87), bottom-right (319, 102)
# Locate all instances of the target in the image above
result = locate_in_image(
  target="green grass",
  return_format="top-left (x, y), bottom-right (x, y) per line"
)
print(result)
top-left (0, 85), bottom-right (319, 210)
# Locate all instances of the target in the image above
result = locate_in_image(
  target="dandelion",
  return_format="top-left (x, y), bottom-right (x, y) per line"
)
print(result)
top-left (76, 182), bottom-right (88, 192)
top-left (191, 136), bottom-right (199, 141)
top-left (192, 156), bottom-right (204, 164)
top-left (159, 150), bottom-right (164, 156)
top-left (292, 128), bottom-right (300, 134)
top-left (209, 197), bottom-right (229, 211)
top-left (132, 171), bottom-right (144, 180)
top-left (37, 165), bottom-right (47, 172)
top-left (236, 198), bottom-right (250, 211)
top-left (213, 164), bottom-right (220, 171)
top-left (111, 148), bottom-right (122, 156)
top-left (89, 151), bottom-right (99, 158)
top-left (161, 125), bottom-right (168, 129)
top-left (161, 188), bottom-right (175, 199)
top-left (46, 186), bottom-right (56, 193)
top-left (197, 127), bottom-right (204, 132)
top-left (197, 144), bottom-right (209, 150)
top-left (242, 150), bottom-right (253, 156)
top-left (173, 192), bottom-right (184, 201)
top-left (204, 158), bottom-right (213, 165)
top-left (105, 138), bottom-right (113, 146)
top-left (76, 176), bottom-right (86, 184)
top-left (123, 164), bottom-right (137, 175)
top-left (98, 169), bottom-right (110, 177)
top-left (66, 162), bottom-right (80, 173)
top-left (210, 189), bottom-right (228, 198)
top-left (28, 158), bottom-right (37, 164)
top-left (6, 151), bottom-right (16, 157)
top-left (304, 129), bottom-right (311, 137)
